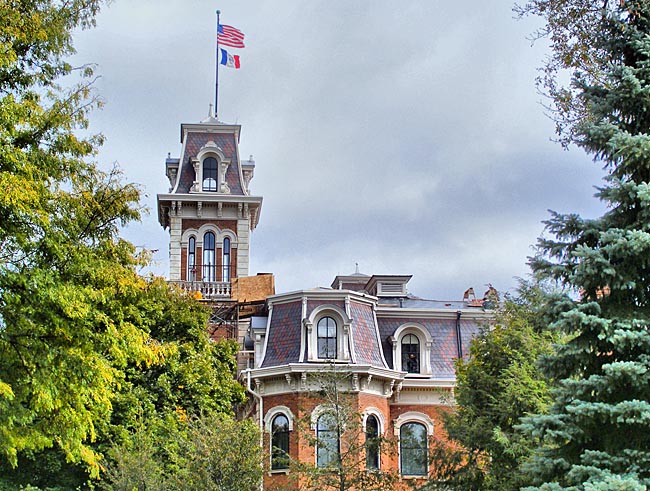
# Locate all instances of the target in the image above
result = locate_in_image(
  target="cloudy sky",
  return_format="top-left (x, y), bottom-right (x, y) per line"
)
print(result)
top-left (71, 0), bottom-right (605, 299)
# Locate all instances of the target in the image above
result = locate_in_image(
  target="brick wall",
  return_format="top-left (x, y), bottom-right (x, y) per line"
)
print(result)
top-left (260, 390), bottom-right (455, 490)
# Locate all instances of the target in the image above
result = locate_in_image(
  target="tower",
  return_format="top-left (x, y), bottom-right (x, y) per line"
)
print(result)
top-left (157, 111), bottom-right (262, 299)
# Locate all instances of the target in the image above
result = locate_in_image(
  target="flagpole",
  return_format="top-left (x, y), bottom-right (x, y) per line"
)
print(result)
top-left (215, 9), bottom-right (220, 119)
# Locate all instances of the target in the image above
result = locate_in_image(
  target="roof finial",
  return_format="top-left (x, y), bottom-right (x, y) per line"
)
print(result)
top-left (208, 103), bottom-right (214, 118)
top-left (355, 262), bottom-right (360, 274)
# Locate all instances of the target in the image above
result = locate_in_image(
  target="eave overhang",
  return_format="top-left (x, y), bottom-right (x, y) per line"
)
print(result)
top-left (156, 193), bottom-right (263, 229)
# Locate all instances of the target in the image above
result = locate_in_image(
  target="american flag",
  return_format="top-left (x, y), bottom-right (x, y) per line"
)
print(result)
top-left (218, 24), bottom-right (245, 49)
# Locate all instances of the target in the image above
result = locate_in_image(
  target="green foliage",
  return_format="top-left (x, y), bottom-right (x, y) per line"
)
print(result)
top-left (0, 2), bottom-right (246, 488)
top-left (423, 284), bottom-right (556, 491)
top-left (106, 280), bottom-right (245, 443)
top-left (100, 414), bottom-right (263, 491)
top-left (520, 1), bottom-right (650, 489)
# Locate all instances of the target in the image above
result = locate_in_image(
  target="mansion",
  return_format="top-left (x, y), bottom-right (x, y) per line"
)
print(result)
top-left (157, 113), bottom-right (494, 489)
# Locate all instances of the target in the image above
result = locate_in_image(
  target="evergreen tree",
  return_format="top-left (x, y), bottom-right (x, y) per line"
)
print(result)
top-left (519, 1), bottom-right (650, 489)
top-left (425, 285), bottom-right (555, 491)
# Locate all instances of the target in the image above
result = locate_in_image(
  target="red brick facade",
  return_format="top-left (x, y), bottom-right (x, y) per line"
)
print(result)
top-left (179, 219), bottom-right (239, 281)
top-left (261, 389), bottom-right (454, 490)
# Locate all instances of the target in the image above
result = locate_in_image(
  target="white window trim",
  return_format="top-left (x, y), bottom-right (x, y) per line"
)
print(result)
top-left (391, 323), bottom-right (433, 376)
top-left (363, 407), bottom-right (385, 471)
top-left (264, 405), bottom-right (295, 432)
top-left (191, 143), bottom-right (231, 194)
top-left (362, 407), bottom-right (386, 433)
top-left (311, 404), bottom-right (341, 468)
top-left (305, 305), bottom-right (352, 362)
top-left (394, 411), bottom-right (434, 478)
top-left (265, 406), bottom-right (293, 475)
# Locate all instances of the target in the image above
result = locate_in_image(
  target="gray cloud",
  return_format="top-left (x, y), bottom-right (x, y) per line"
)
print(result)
top-left (71, 0), bottom-right (606, 299)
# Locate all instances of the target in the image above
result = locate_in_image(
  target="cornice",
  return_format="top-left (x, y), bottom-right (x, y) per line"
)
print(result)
top-left (248, 363), bottom-right (405, 381)
top-left (180, 122), bottom-right (242, 143)
top-left (376, 307), bottom-right (493, 320)
top-left (157, 193), bottom-right (262, 205)
top-left (267, 289), bottom-right (378, 307)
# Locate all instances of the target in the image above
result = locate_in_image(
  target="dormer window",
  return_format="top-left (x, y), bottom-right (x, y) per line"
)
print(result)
top-left (401, 334), bottom-right (420, 373)
top-left (317, 316), bottom-right (337, 359)
top-left (305, 306), bottom-right (352, 362)
top-left (202, 157), bottom-right (218, 191)
top-left (191, 143), bottom-right (230, 194)
top-left (392, 324), bottom-right (433, 376)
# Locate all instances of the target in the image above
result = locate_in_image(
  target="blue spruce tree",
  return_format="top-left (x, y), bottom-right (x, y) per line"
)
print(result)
top-left (521, 1), bottom-right (650, 490)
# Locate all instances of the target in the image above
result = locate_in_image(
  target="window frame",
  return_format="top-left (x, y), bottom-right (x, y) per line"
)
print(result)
top-left (316, 316), bottom-right (337, 359)
top-left (316, 411), bottom-right (340, 468)
top-left (399, 422), bottom-right (428, 477)
top-left (202, 156), bottom-right (218, 191)
top-left (222, 236), bottom-right (231, 282)
top-left (202, 231), bottom-right (216, 282)
top-left (304, 305), bottom-right (352, 362)
top-left (187, 235), bottom-right (196, 282)
top-left (365, 414), bottom-right (381, 470)
top-left (392, 324), bottom-right (433, 377)
top-left (393, 411), bottom-right (434, 477)
top-left (401, 333), bottom-right (421, 373)
top-left (264, 406), bottom-right (294, 473)
top-left (191, 145), bottom-right (230, 195)
top-left (270, 414), bottom-right (290, 470)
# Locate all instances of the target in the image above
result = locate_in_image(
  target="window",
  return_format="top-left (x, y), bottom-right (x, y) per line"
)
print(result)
top-left (401, 334), bottom-right (420, 373)
top-left (317, 412), bottom-right (339, 468)
top-left (223, 237), bottom-right (231, 282)
top-left (271, 414), bottom-right (290, 470)
top-left (317, 316), bottom-right (337, 359)
top-left (392, 325), bottom-right (433, 376)
top-left (202, 157), bottom-right (218, 191)
top-left (203, 232), bottom-right (216, 281)
top-left (400, 422), bottom-right (428, 476)
top-left (365, 415), bottom-right (380, 470)
top-left (187, 236), bottom-right (196, 281)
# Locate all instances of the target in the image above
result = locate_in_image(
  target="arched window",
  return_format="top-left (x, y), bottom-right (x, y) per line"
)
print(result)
top-left (203, 232), bottom-right (216, 282)
top-left (400, 422), bottom-right (428, 476)
top-left (401, 334), bottom-right (420, 373)
top-left (271, 414), bottom-right (290, 470)
top-left (187, 236), bottom-right (196, 281)
top-left (202, 157), bottom-right (218, 191)
top-left (222, 237), bottom-right (231, 282)
top-left (365, 415), bottom-right (380, 470)
top-left (317, 316), bottom-right (337, 359)
top-left (317, 412), bottom-right (339, 468)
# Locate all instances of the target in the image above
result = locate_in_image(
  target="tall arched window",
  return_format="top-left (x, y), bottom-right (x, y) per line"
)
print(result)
top-left (365, 415), bottom-right (380, 470)
top-left (317, 316), bottom-right (337, 359)
top-left (202, 157), bottom-right (218, 191)
top-left (203, 232), bottom-right (215, 282)
top-left (271, 414), bottom-right (290, 470)
top-left (187, 236), bottom-right (196, 281)
top-left (401, 334), bottom-right (420, 373)
top-left (222, 237), bottom-right (231, 282)
top-left (400, 422), bottom-right (428, 476)
top-left (317, 412), bottom-right (339, 468)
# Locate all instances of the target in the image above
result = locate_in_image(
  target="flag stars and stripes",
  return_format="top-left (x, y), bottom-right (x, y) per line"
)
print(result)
top-left (218, 24), bottom-right (245, 48)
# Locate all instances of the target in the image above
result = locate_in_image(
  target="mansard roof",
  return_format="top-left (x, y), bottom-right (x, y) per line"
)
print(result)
top-left (256, 286), bottom-right (491, 380)
top-left (173, 123), bottom-right (246, 195)
top-left (259, 290), bottom-right (389, 370)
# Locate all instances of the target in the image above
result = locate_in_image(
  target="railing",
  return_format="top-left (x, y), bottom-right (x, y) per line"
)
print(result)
top-left (170, 280), bottom-right (232, 299)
